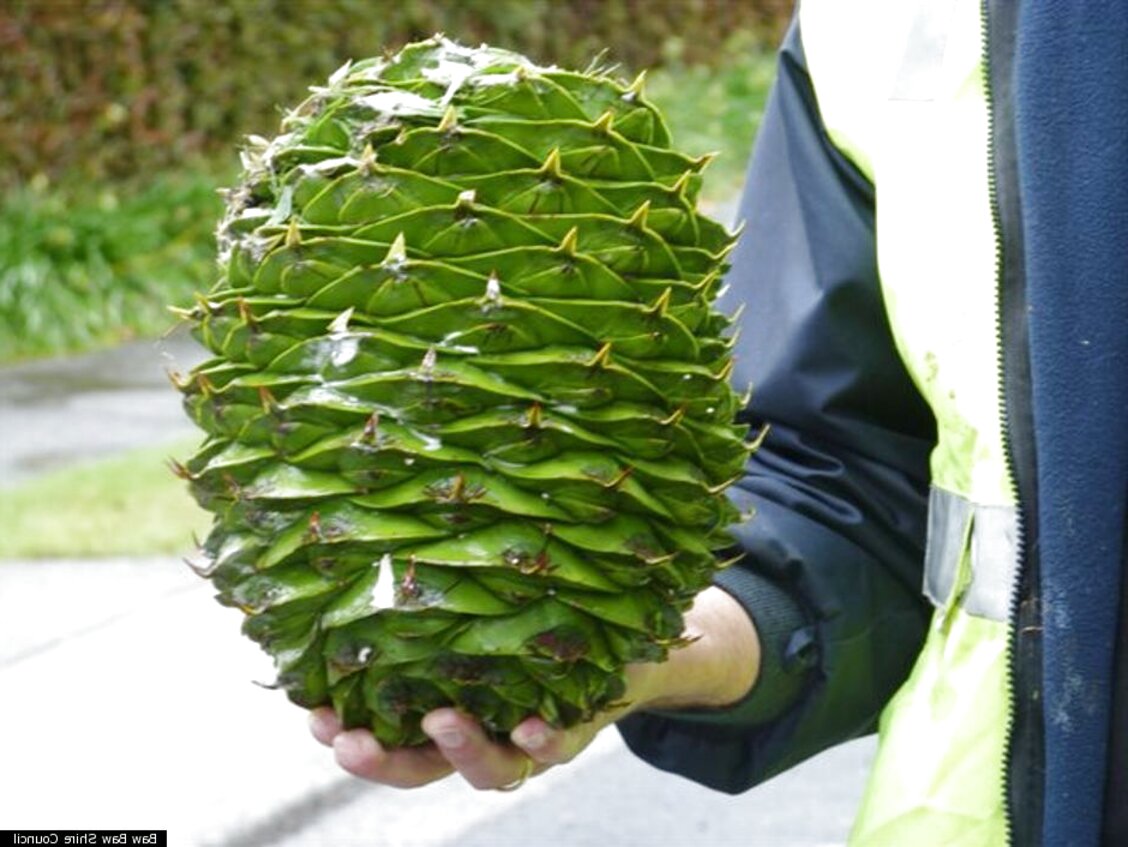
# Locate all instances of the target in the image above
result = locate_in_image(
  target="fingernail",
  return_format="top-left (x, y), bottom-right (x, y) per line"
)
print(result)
top-left (431, 728), bottom-right (465, 750)
top-left (515, 729), bottom-right (547, 751)
top-left (335, 730), bottom-right (382, 763)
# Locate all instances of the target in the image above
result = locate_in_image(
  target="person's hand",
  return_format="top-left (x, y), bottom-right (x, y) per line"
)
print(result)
top-left (308, 680), bottom-right (636, 790)
top-left (309, 586), bottom-right (760, 790)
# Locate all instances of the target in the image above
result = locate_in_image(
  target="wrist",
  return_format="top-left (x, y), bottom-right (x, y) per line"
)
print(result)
top-left (625, 587), bottom-right (761, 714)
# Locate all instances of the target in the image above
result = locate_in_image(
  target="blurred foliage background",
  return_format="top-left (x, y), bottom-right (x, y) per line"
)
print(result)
top-left (1, 0), bottom-right (789, 557)
top-left (0, 0), bottom-right (789, 361)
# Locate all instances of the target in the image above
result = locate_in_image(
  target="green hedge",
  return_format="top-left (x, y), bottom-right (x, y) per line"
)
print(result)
top-left (0, 0), bottom-right (790, 187)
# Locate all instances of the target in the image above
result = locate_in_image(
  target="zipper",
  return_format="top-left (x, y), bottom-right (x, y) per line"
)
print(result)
top-left (981, 1), bottom-right (1044, 845)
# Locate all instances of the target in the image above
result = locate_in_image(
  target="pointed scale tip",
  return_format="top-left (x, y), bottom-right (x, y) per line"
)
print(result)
top-left (556, 226), bottom-right (579, 256)
top-left (438, 104), bottom-right (459, 132)
top-left (587, 341), bottom-right (613, 369)
top-left (328, 306), bottom-right (354, 335)
top-left (671, 170), bottom-right (694, 200)
top-left (158, 320), bottom-right (181, 342)
top-left (285, 218), bottom-right (301, 249)
top-left (360, 411), bottom-right (381, 444)
top-left (660, 405), bottom-right (686, 427)
top-left (236, 297), bottom-right (258, 330)
top-left (605, 464), bottom-right (635, 490)
top-left (165, 368), bottom-right (189, 392)
top-left (624, 69), bottom-right (647, 100)
top-left (539, 147), bottom-right (564, 180)
top-left (695, 269), bottom-right (721, 297)
top-left (307, 510), bottom-right (324, 542)
top-left (714, 358), bottom-right (735, 382)
top-left (328, 59), bottom-right (354, 86)
top-left (183, 555), bottom-right (218, 578)
top-left (738, 381), bottom-right (754, 408)
top-left (258, 385), bottom-right (280, 414)
top-left (627, 200), bottom-right (650, 231)
top-left (455, 189), bottom-right (477, 211)
top-left (222, 472), bottom-right (242, 501)
top-left (385, 232), bottom-right (408, 265)
top-left (359, 142), bottom-right (377, 175)
top-left (193, 292), bottom-right (220, 315)
top-left (194, 372), bottom-right (215, 397)
top-left (583, 47), bottom-right (613, 77)
top-left (525, 401), bottom-right (543, 429)
top-left (715, 550), bottom-right (745, 570)
top-left (694, 151), bottom-right (719, 172)
top-left (166, 457), bottom-right (192, 480)
top-left (648, 286), bottom-right (672, 318)
top-left (724, 325), bottom-right (743, 350)
top-left (591, 110), bottom-right (615, 135)
top-left (747, 422), bottom-right (771, 453)
top-left (715, 239), bottom-right (739, 262)
top-left (484, 272), bottom-right (502, 304)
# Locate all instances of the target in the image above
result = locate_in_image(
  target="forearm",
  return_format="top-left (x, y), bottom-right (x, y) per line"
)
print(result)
top-left (628, 587), bottom-right (761, 713)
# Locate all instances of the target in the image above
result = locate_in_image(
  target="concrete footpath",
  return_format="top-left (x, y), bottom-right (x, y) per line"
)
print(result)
top-left (0, 556), bottom-right (875, 846)
top-left (0, 335), bottom-right (205, 487)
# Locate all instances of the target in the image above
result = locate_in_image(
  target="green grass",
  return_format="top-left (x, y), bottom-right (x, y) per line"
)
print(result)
top-left (0, 168), bottom-right (227, 362)
top-left (649, 48), bottom-right (776, 201)
top-left (0, 438), bottom-right (210, 559)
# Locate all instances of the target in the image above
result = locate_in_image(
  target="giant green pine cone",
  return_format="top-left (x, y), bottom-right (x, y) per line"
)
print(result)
top-left (174, 37), bottom-right (751, 746)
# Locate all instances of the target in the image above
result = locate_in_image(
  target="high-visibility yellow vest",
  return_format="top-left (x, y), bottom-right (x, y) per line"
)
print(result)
top-left (800, 0), bottom-right (1017, 843)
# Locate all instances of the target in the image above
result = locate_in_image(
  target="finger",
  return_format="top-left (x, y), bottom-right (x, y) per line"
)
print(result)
top-left (309, 707), bottom-right (343, 747)
top-left (511, 716), bottom-right (589, 766)
top-left (422, 708), bottom-right (536, 791)
top-left (333, 729), bottom-right (453, 788)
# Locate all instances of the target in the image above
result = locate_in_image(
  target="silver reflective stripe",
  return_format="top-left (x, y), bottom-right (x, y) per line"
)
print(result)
top-left (923, 487), bottom-right (971, 608)
top-left (923, 486), bottom-right (1019, 621)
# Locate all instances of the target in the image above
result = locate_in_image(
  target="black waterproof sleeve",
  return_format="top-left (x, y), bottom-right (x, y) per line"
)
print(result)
top-left (616, 19), bottom-right (938, 791)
